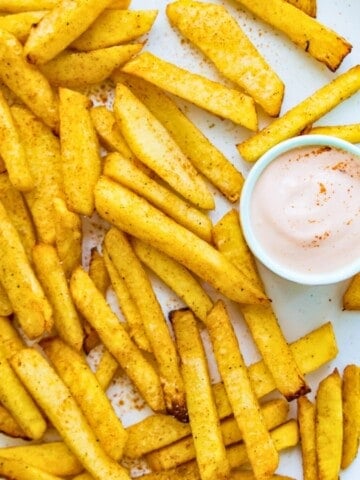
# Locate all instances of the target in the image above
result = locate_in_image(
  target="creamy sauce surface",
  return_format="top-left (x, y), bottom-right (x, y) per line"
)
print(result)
top-left (251, 146), bottom-right (360, 276)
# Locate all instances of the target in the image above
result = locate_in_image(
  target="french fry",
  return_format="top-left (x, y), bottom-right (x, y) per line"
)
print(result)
top-left (0, 11), bottom-right (46, 43)
top-left (0, 200), bottom-right (53, 339)
top-left (343, 273), bottom-right (360, 310)
top-left (121, 52), bottom-right (258, 130)
top-left (315, 369), bottom-right (343, 480)
top-left (114, 83), bottom-right (215, 210)
top-left (70, 266), bottom-right (165, 413)
top-left (213, 210), bottom-right (309, 400)
top-left (234, 0), bottom-right (350, 71)
top-left (113, 71), bottom-right (244, 202)
top-left (166, 0), bottom-right (284, 117)
top-left (341, 364), bottom-right (360, 469)
top-left (0, 457), bottom-right (67, 480)
top-left (104, 152), bottom-right (213, 242)
top-left (0, 29), bottom-right (58, 130)
top-left (94, 349), bottom-right (119, 391)
top-left (0, 0), bottom-right (130, 12)
top-left (0, 285), bottom-right (12, 317)
top-left (170, 309), bottom-right (231, 480)
top-left (104, 228), bottom-right (186, 419)
top-left (238, 65), bottom-right (360, 162)
top-left (297, 396), bottom-right (317, 480)
top-left (0, 405), bottom-right (26, 439)
top-left (132, 239), bottom-right (213, 323)
top-left (94, 177), bottom-right (268, 305)
top-left (33, 244), bottom-right (84, 351)
top-left (11, 104), bottom-right (64, 245)
top-left (206, 300), bottom-right (279, 479)
top-left (59, 87), bottom-right (101, 216)
top-left (0, 315), bottom-right (24, 357)
top-left (307, 123), bottom-right (360, 143)
top-left (40, 45), bottom-right (143, 88)
top-left (10, 348), bottom-right (131, 480)
top-left (42, 337), bottom-right (128, 461)
top-left (286, 0), bottom-right (316, 16)
top-left (71, 10), bottom-right (158, 51)
top-left (24, 0), bottom-right (114, 65)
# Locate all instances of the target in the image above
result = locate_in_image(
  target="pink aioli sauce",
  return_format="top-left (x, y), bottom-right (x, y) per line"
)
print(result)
top-left (250, 146), bottom-right (360, 277)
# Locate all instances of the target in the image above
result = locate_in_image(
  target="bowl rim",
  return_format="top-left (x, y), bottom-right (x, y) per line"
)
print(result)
top-left (239, 134), bottom-right (360, 285)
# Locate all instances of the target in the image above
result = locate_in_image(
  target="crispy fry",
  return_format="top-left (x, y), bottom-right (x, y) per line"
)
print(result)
top-left (70, 266), bottom-right (165, 413)
top-left (343, 273), bottom-right (360, 310)
top-left (170, 309), bottom-right (230, 480)
top-left (59, 88), bottom-right (101, 216)
top-left (114, 83), bottom-right (215, 210)
top-left (71, 10), bottom-right (157, 51)
top-left (297, 396), bottom-right (317, 480)
top-left (24, 0), bottom-right (114, 64)
top-left (95, 177), bottom-right (268, 305)
top-left (10, 348), bottom-right (131, 480)
top-left (41, 45), bottom-right (143, 88)
top-left (238, 65), bottom-right (360, 162)
top-left (113, 72), bottom-right (244, 202)
top-left (94, 349), bottom-right (119, 391)
top-left (167, 0), bottom-right (284, 117)
top-left (0, 405), bottom-right (26, 439)
top-left (0, 315), bottom-right (24, 357)
top-left (341, 364), bottom-right (360, 469)
top-left (0, 11), bottom-right (46, 43)
top-left (286, 0), bottom-right (316, 16)
top-left (307, 123), bottom-right (360, 143)
top-left (315, 369), bottom-right (343, 480)
top-left (234, 0), bottom-right (350, 71)
top-left (104, 228), bottom-right (185, 418)
top-left (104, 153), bottom-right (213, 241)
top-left (42, 337), bottom-right (128, 460)
top-left (121, 52), bottom-right (258, 130)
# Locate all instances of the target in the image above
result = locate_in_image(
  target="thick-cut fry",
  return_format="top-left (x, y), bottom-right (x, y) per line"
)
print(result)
top-left (40, 45), bottom-right (143, 88)
top-left (42, 337), bottom-right (128, 460)
top-left (104, 228), bottom-right (186, 419)
top-left (0, 29), bottom-right (58, 130)
top-left (71, 10), bottom-right (157, 51)
top-left (307, 123), bottom-right (360, 143)
top-left (167, 0), bottom-right (284, 117)
top-left (95, 177), bottom-right (267, 305)
top-left (0, 200), bottom-right (53, 339)
top-left (59, 88), bottom-right (101, 216)
top-left (10, 348), bottom-right (131, 480)
top-left (114, 83), bottom-right (215, 210)
top-left (0, 316), bottom-right (24, 357)
top-left (0, 0), bottom-right (129, 12)
top-left (132, 239), bottom-right (213, 323)
top-left (94, 349), bottom-right (119, 391)
top-left (0, 457), bottom-right (66, 480)
top-left (33, 244), bottom-right (84, 351)
top-left (315, 369), bottom-right (343, 480)
top-left (238, 65), bottom-right (360, 162)
top-left (297, 396), bottom-right (317, 480)
top-left (70, 266), bottom-right (165, 413)
top-left (121, 52), bottom-right (258, 130)
top-left (343, 273), bottom-right (360, 310)
top-left (104, 153), bottom-right (213, 241)
top-left (171, 309), bottom-right (230, 480)
top-left (24, 0), bottom-right (114, 64)
top-left (11, 105), bottom-right (63, 245)
top-left (286, 0), bottom-right (316, 16)
top-left (0, 405), bottom-right (26, 439)
top-left (206, 300), bottom-right (278, 479)
top-left (234, 0), bottom-right (350, 71)
top-left (341, 364), bottom-right (360, 469)
top-left (113, 72), bottom-right (244, 202)
top-left (213, 210), bottom-right (309, 400)
top-left (0, 11), bottom-right (46, 43)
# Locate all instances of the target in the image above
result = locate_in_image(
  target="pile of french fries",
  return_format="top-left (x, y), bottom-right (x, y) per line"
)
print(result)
top-left (0, 0), bottom-right (358, 479)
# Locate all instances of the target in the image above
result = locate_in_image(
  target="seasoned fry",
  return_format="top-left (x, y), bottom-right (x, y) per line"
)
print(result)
top-left (167, 0), bottom-right (284, 117)
top-left (94, 349), bottom-right (119, 391)
top-left (114, 83), bottom-right (215, 210)
top-left (0, 11), bottom-right (46, 43)
top-left (343, 273), bottom-right (360, 310)
top-left (113, 72), bottom-right (244, 202)
top-left (315, 369), bottom-right (343, 480)
top-left (297, 396), bottom-right (317, 480)
top-left (0, 457), bottom-right (66, 480)
top-left (24, 0), bottom-right (114, 64)
top-left (0, 0), bottom-right (129, 12)
top-left (238, 65), bottom-right (360, 162)
top-left (71, 10), bottom-right (158, 51)
top-left (41, 45), bottom-right (143, 88)
top-left (10, 348), bottom-right (131, 480)
top-left (286, 0), bottom-right (316, 16)
top-left (104, 228), bottom-right (186, 418)
top-left (104, 152), bottom-right (213, 241)
top-left (307, 123), bottom-right (360, 143)
top-left (59, 88), bottom-right (101, 216)
top-left (42, 337), bottom-right (128, 461)
top-left (171, 309), bottom-right (230, 480)
top-left (0, 405), bottom-right (26, 439)
top-left (70, 266), bottom-right (165, 413)
top-left (0, 315), bottom-right (24, 357)
top-left (233, 0), bottom-right (350, 71)
top-left (341, 364), bottom-right (360, 469)
top-left (0, 285), bottom-right (12, 317)
top-left (132, 239), bottom-right (213, 323)
top-left (121, 52), bottom-right (258, 130)
top-left (33, 244), bottom-right (84, 351)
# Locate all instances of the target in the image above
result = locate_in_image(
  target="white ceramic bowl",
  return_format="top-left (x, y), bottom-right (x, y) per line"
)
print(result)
top-left (240, 134), bottom-right (360, 285)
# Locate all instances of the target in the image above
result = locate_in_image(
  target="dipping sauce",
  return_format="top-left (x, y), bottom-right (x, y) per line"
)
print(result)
top-left (250, 145), bottom-right (360, 279)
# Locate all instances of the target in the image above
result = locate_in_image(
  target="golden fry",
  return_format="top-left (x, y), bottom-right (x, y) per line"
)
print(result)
top-left (343, 273), bottom-right (360, 310)
top-left (0, 457), bottom-right (66, 480)
top-left (0, 315), bottom-right (24, 357)
top-left (0, 11), bottom-right (46, 43)
top-left (297, 396), bottom-right (317, 480)
top-left (0, 405), bottom-right (26, 439)
top-left (94, 349), bottom-right (119, 391)
top-left (0, 285), bottom-right (12, 317)
top-left (307, 123), bottom-right (360, 143)
top-left (0, 0), bottom-right (129, 12)
top-left (285, 0), bottom-right (316, 16)
top-left (341, 364), bottom-right (360, 469)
